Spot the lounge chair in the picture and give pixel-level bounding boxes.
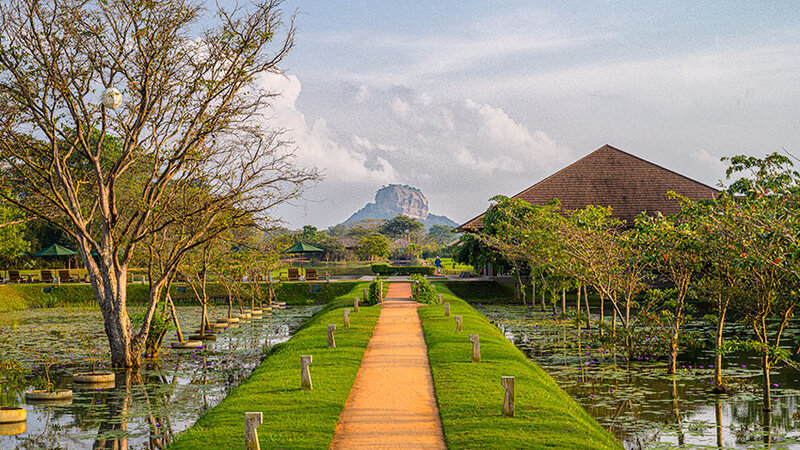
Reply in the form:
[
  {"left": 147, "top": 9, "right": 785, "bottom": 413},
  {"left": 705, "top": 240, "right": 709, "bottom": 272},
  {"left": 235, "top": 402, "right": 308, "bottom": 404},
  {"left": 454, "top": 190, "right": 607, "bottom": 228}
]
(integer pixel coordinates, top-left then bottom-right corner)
[
  {"left": 287, "top": 268, "right": 300, "bottom": 281},
  {"left": 8, "top": 270, "right": 21, "bottom": 283},
  {"left": 305, "top": 268, "right": 318, "bottom": 281},
  {"left": 58, "top": 269, "right": 75, "bottom": 282},
  {"left": 40, "top": 270, "right": 54, "bottom": 283}
]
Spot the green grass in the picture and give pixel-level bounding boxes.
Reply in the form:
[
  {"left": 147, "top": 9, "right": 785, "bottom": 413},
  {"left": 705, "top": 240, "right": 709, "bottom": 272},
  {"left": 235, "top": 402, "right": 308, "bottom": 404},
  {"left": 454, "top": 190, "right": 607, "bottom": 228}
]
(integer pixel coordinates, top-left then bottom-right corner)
[
  {"left": 420, "top": 283, "right": 621, "bottom": 449},
  {"left": 0, "top": 281, "right": 361, "bottom": 312},
  {"left": 169, "top": 282, "right": 380, "bottom": 449}
]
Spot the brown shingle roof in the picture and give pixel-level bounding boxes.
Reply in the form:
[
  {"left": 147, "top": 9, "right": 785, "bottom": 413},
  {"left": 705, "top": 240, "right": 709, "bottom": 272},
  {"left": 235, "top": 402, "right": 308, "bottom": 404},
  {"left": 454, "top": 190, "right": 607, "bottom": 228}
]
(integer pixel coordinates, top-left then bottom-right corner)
[{"left": 457, "top": 144, "right": 719, "bottom": 231}]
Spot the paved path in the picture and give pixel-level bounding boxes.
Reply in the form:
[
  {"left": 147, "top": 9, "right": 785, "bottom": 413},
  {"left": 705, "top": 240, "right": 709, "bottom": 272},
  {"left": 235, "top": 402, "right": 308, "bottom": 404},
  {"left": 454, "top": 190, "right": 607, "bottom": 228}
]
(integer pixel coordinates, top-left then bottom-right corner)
[{"left": 330, "top": 282, "right": 446, "bottom": 449}]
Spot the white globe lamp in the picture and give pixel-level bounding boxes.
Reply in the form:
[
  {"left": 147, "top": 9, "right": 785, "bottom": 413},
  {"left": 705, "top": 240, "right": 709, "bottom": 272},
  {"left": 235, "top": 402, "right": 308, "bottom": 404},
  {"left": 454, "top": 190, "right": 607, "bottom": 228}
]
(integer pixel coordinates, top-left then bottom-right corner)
[{"left": 101, "top": 87, "right": 122, "bottom": 109}]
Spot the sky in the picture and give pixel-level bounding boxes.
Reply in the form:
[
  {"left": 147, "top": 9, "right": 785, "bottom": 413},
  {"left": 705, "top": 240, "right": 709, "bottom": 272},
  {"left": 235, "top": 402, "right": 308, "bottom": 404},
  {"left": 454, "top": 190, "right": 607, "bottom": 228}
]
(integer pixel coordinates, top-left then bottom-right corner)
[{"left": 227, "top": 1, "right": 800, "bottom": 229}]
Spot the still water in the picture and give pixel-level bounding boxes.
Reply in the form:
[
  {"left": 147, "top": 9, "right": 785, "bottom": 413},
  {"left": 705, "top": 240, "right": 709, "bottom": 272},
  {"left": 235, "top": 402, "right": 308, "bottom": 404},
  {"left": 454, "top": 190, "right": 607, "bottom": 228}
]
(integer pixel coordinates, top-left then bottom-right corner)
[
  {"left": 476, "top": 304, "right": 800, "bottom": 449},
  {"left": 0, "top": 304, "right": 320, "bottom": 449}
]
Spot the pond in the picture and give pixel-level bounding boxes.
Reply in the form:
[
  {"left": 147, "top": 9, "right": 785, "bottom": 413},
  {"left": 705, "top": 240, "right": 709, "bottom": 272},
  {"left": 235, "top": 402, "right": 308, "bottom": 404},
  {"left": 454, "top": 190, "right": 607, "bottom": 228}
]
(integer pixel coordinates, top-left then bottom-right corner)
[
  {"left": 0, "top": 304, "right": 320, "bottom": 449},
  {"left": 475, "top": 304, "right": 800, "bottom": 449}
]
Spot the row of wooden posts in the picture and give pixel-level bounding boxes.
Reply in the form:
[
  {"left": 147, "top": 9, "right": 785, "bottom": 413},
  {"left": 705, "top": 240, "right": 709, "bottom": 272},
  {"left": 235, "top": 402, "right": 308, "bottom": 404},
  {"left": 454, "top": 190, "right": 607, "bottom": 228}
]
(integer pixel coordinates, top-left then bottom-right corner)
[
  {"left": 244, "top": 291, "right": 375, "bottom": 449},
  {"left": 243, "top": 286, "right": 515, "bottom": 449},
  {"left": 439, "top": 293, "right": 515, "bottom": 418}
]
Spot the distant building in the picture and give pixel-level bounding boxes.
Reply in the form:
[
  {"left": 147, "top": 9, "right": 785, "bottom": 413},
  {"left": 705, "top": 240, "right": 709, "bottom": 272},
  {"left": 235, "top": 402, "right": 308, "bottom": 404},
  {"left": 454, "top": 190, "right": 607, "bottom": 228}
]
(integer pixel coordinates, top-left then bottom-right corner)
[{"left": 457, "top": 144, "right": 719, "bottom": 275}]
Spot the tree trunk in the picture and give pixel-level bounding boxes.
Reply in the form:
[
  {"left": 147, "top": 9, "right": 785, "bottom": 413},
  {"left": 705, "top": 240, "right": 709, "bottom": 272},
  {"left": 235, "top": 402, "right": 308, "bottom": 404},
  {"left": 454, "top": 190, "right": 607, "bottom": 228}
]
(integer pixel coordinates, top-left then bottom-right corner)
[
  {"left": 167, "top": 294, "right": 185, "bottom": 343},
  {"left": 599, "top": 294, "right": 605, "bottom": 337},
  {"left": 667, "top": 326, "right": 679, "bottom": 375},
  {"left": 561, "top": 288, "right": 566, "bottom": 315},
  {"left": 540, "top": 289, "right": 546, "bottom": 312},
  {"left": 584, "top": 284, "right": 591, "bottom": 328},
  {"left": 714, "top": 306, "right": 727, "bottom": 392},
  {"left": 576, "top": 284, "right": 581, "bottom": 314},
  {"left": 762, "top": 351, "right": 771, "bottom": 411}
]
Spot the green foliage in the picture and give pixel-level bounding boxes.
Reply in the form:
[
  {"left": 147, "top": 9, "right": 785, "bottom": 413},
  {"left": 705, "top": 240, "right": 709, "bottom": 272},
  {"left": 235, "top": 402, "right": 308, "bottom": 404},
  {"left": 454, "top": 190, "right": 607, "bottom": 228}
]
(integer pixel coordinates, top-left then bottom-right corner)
[
  {"left": 0, "top": 196, "right": 30, "bottom": 265},
  {"left": 410, "top": 274, "right": 436, "bottom": 304},
  {"left": 380, "top": 215, "right": 423, "bottom": 239},
  {"left": 366, "top": 280, "right": 381, "bottom": 306},
  {"left": 357, "top": 234, "right": 391, "bottom": 260},
  {"left": 370, "top": 263, "right": 435, "bottom": 276}
]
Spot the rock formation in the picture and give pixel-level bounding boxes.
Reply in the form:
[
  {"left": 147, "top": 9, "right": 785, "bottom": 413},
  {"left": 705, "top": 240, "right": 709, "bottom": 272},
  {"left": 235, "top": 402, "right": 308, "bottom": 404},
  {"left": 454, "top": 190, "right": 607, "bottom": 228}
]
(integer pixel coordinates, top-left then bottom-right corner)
[{"left": 343, "top": 185, "right": 458, "bottom": 229}]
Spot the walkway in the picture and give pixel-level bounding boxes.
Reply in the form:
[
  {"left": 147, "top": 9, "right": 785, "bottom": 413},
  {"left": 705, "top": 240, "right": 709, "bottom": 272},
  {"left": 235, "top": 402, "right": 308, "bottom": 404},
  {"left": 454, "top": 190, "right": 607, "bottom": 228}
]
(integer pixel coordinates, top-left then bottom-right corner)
[{"left": 330, "top": 282, "right": 446, "bottom": 449}]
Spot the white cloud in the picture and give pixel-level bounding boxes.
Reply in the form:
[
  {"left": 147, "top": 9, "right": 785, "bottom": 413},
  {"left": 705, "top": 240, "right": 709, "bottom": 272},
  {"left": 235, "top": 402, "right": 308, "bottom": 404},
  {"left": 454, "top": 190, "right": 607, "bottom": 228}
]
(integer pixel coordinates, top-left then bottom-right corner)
[{"left": 255, "top": 73, "right": 399, "bottom": 185}]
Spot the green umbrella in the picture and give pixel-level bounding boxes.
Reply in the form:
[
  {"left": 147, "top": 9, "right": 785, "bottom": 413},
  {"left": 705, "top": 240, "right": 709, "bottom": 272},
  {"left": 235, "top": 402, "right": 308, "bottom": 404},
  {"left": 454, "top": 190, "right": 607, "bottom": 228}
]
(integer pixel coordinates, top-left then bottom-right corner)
[
  {"left": 282, "top": 242, "right": 324, "bottom": 254},
  {"left": 33, "top": 244, "right": 78, "bottom": 269},
  {"left": 282, "top": 242, "right": 324, "bottom": 269},
  {"left": 33, "top": 244, "right": 77, "bottom": 257}
]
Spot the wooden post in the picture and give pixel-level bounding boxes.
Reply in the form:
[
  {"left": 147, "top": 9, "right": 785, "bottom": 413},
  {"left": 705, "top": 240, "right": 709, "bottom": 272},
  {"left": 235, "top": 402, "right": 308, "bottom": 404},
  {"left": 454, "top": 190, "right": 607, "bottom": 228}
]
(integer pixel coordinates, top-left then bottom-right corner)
[
  {"left": 501, "top": 376, "right": 515, "bottom": 417},
  {"left": 438, "top": 294, "right": 443, "bottom": 304},
  {"left": 469, "top": 334, "right": 480, "bottom": 363},
  {"left": 343, "top": 308, "right": 350, "bottom": 327},
  {"left": 379, "top": 281, "right": 383, "bottom": 301},
  {"left": 327, "top": 324, "right": 336, "bottom": 348},
  {"left": 444, "top": 302, "right": 450, "bottom": 317},
  {"left": 354, "top": 297, "right": 359, "bottom": 312},
  {"left": 455, "top": 315, "right": 463, "bottom": 332},
  {"left": 300, "top": 355, "right": 313, "bottom": 390},
  {"left": 245, "top": 412, "right": 263, "bottom": 450},
  {"left": 363, "top": 288, "right": 369, "bottom": 304},
  {"left": 561, "top": 288, "right": 566, "bottom": 315},
  {"left": 325, "top": 271, "right": 330, "bottom": 282}
]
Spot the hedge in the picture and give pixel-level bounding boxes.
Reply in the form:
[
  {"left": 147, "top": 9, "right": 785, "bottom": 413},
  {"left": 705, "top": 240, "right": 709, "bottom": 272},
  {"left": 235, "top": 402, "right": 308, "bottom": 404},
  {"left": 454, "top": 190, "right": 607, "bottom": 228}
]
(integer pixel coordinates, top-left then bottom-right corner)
[{"left": 370, "top": 263, "right": 435, "bottom": 276}]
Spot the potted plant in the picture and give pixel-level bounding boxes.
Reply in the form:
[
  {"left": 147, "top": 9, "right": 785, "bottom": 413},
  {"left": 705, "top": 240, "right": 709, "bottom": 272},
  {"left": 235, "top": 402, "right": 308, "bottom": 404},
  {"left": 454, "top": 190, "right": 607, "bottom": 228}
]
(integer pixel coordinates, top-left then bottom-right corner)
[
  {"left": 25, "top": 356, "right": 72, "bottom": 403},
  {"left": 73, "top": 333, "right": 115, "bottom": 385}
]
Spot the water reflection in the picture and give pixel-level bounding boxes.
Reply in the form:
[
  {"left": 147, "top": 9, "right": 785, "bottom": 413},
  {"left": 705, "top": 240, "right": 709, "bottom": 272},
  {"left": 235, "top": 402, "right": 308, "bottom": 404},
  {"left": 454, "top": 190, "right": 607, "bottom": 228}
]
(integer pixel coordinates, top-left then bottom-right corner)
[
  {"left": 477, "top": 305, "right": 800, "bottom": 449},
  {"left": 0, "top": 305, "right": 319, "bottom": 449}
]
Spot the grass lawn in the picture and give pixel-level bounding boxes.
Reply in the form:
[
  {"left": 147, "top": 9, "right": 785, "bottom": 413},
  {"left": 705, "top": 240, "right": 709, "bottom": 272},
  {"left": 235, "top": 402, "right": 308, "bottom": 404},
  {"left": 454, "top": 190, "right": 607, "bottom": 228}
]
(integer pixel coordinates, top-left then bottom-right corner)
[
  {"left": 169, "top": 282, "right": 380, "bottom": 449},
  {"left": 420, "top": 282, "right": 621, "bottom": 449}
]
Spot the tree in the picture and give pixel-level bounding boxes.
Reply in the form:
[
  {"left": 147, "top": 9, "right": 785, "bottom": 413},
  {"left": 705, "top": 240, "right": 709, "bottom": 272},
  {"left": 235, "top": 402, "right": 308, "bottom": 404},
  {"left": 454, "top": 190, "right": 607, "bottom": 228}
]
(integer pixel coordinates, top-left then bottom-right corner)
[
  {"left": 381, "top": 215, "right": 423, "bottom": 241},
  {"left": 0, "top": 195, "right": 29, "bottom": 264},
  {"left": 0, "top": 0, "right": 317, "bottom": 367},
  {"left": 715, "top": 153, "right": 800, "bottom": 411},
  {"left": 635, "top": 210, "right": 703, "bottom": 375},
  {"left": 428, "top": 225, "right": 455, "bottom": 246},
  {"left": 357, "top": 234, "right": 391, "bottom": 261}
]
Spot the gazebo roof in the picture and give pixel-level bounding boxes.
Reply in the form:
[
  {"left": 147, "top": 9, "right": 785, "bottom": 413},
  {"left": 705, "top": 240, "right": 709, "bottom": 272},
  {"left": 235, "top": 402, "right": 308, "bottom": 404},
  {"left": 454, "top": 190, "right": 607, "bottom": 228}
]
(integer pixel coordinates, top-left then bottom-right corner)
[
  {"left": 282, "top": 242, "right": 324, "bottom": 254},
  {"left": 457, "top": 144, "right": 719, "bottom": 231},
  {"left": 33, "top": 243, "right": 77, "bottom": 256}
]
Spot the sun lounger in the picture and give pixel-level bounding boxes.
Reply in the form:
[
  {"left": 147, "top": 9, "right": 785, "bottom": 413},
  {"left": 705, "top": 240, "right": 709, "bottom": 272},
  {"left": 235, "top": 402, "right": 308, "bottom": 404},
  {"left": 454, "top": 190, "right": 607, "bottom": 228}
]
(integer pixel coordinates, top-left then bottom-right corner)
[
  {"left": 58, "top": 269, "right": 75, "bottom": 282},
  {"left": 40, "top": 270, "right": 54, "bottom": 283},
  {"left": 287, "top": 268, "right": 300, "bottom": 281},
  {"left": 305, "top": 268, "right": 318, "bottom": 281},
  {"left": 8, "top": 270, "right": 22, "bottom": 283}
]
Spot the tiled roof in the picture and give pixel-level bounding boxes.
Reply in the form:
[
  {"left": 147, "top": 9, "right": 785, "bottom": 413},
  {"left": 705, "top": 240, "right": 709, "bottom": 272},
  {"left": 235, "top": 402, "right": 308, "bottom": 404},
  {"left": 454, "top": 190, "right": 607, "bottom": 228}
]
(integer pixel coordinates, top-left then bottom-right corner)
[{"left": 457, "top": 144, "right": 719, "bottom": 231}]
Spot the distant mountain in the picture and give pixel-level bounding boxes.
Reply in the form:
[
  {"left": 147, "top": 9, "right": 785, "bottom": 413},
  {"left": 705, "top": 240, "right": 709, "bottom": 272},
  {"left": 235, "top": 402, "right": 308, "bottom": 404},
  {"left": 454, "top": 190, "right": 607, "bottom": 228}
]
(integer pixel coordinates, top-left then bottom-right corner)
[{"left": 343, "top": 184, "right": 458, "bottom": 229}]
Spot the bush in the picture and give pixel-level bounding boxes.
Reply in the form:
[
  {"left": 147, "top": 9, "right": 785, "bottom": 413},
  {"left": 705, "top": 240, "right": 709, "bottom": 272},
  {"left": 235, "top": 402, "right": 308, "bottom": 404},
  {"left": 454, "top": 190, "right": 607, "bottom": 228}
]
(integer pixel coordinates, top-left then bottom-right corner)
[
  {"left": 371, "top": 263, "right": 435, "bottom": 276},
  {"left": 365, "top": 281, "right": 381, "bottom": 305},
  {"left": 410, "top": 274, "right": 437, "bottom": 304}
]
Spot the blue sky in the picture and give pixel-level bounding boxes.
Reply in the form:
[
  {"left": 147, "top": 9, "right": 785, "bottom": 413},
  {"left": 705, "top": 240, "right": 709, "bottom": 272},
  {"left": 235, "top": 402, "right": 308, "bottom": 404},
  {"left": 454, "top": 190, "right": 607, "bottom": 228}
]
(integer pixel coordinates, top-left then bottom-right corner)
[{"left": 226, "top": 1, "right": 800, "bottom": 228}]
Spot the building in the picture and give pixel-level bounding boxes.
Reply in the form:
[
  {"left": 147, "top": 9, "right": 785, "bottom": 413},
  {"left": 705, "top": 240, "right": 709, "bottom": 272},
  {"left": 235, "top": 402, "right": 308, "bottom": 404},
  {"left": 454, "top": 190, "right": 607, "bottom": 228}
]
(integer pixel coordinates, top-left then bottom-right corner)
[{"left": 457, "top": 144, "right": 719, "bottom": 232}]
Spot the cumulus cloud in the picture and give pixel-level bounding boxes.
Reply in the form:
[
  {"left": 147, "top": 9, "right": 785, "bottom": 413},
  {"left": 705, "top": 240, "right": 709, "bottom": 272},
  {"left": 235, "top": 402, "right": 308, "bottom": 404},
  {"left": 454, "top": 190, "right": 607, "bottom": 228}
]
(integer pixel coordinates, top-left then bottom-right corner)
[
  {"left": 255, "top": 73, "right": 399, "bottom": 185},
  {"left": 268, "top": 80, "right": 574, "bottom": 227}
]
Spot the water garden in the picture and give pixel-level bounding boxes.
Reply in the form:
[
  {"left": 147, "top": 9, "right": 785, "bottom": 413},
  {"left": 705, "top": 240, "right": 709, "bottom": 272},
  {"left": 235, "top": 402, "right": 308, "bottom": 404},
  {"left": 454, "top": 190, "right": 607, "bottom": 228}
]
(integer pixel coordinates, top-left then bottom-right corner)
[{"left": 0, "top": 303, "right": 319, "bottom": 447}]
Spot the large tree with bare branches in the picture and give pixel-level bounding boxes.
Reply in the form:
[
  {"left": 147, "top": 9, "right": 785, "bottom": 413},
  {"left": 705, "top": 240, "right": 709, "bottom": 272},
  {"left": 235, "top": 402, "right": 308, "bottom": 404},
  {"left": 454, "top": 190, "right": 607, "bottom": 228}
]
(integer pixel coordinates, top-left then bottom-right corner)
[{"left": 0, "top": 0, "right": 318, "bottom": 367}]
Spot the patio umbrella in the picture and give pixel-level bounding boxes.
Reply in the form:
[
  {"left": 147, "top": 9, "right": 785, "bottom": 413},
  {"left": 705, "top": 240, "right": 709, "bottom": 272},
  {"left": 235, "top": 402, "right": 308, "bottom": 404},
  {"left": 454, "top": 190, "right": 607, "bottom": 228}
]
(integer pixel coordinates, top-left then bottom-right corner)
[
  {"left": 33, "top": 244, "right": 78, "bottom": 269},
  {"left": 282, "top": 242, "right": 324, "bottom": 268}
]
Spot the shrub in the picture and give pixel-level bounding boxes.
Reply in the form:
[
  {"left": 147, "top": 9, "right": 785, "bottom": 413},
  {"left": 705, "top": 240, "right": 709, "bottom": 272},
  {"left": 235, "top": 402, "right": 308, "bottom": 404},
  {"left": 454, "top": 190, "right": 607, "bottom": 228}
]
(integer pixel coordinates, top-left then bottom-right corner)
[
  {"left": 410, "top": 274, "right": 436, "bottom": 304},
  {"left": 371, "top": 263, "right": 435, "bottom": 276},
  {"left": 365, "top": 281, "right": 381, "bottom": 305}
]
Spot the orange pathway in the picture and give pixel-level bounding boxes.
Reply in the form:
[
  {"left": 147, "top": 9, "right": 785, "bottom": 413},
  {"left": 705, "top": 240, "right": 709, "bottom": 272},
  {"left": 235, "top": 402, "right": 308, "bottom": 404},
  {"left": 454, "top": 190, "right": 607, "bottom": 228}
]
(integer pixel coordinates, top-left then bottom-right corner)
[{"left": 329, "top": 282, "right": 447, "bottom": 449}]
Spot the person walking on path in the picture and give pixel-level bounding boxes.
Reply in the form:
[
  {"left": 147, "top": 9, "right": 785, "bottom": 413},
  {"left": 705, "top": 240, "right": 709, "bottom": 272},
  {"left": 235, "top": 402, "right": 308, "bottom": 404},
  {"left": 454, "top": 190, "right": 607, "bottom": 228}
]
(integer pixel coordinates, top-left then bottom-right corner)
[
  {"left": 330, "top": 282, "right": 446, "bottom": 449},
  {"left": 434, "top": 256, "right": 442, "bottom": 275}
]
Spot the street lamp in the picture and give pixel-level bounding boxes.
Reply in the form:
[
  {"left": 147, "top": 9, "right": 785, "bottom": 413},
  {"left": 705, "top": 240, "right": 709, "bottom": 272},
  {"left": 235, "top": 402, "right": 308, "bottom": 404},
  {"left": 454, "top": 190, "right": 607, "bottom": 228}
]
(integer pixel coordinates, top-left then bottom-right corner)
[{"left": 101, "top": 87, "right": 122, "bottom": 109}]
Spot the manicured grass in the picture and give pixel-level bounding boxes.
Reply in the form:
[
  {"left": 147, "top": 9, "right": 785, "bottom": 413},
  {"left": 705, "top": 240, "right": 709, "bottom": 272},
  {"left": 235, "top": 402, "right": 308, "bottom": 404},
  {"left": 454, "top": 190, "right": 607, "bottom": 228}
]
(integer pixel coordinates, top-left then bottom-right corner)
[
  {"left": 420, "top": 283, "right": 621, "bottom": 449},
  {"left": 169, "top": 283, "right": 380, "bottom": 449}
]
